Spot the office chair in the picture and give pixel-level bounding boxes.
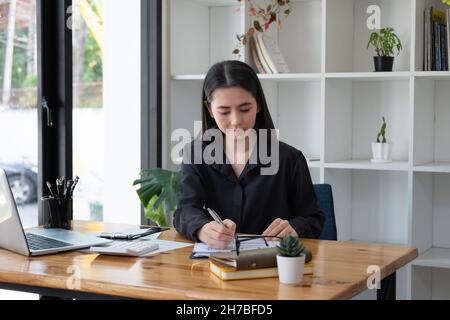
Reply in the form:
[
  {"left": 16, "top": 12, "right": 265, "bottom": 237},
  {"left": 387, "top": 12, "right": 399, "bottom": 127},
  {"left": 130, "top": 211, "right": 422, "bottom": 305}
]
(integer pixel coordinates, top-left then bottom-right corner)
[{"left": 314, "top": 184, "right": 337, "bottom": 241}]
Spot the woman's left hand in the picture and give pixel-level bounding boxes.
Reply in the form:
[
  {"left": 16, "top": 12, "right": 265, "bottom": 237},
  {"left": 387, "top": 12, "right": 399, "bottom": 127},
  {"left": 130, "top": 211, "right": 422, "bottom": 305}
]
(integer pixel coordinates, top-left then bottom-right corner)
[{"left": 262, "top": 218, "right": 298, "bottom": 239}]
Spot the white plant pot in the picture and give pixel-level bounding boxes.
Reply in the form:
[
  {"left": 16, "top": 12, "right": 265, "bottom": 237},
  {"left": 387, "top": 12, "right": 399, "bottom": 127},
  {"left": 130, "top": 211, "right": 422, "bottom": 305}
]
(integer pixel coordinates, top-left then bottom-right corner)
[
  {"left": 276, "top": 254, "right": 305, "bottom": 285},
  {"left": 371, "top": 142, "right": 392, "bottom": 163}
]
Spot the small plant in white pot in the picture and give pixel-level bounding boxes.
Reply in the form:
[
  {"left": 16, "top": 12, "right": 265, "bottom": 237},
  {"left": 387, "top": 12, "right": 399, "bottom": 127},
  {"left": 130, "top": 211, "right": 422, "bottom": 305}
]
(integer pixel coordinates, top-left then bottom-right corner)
[
  {"left": 276, "top": 235, "right": 310, "bottom": 285},
  {"left": 371, "top": 116, "right": 392, "bottom": 163}
]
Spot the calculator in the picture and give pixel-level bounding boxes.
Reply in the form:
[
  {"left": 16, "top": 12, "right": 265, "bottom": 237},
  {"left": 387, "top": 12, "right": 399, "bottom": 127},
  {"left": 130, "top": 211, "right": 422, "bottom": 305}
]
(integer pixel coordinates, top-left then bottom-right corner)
[{"left": 90, "top": 241, "right": 159, "bottom": 256}]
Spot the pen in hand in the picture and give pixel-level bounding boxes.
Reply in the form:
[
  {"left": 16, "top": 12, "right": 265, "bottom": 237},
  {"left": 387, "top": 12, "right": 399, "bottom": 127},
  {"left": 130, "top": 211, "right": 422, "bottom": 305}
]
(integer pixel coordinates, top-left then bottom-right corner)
[
  {"left": 206, "top": 208, "right": 238, "bottom": 250},
  {"left": 206, "top": 208, "right": 225, "bottom": 226}
]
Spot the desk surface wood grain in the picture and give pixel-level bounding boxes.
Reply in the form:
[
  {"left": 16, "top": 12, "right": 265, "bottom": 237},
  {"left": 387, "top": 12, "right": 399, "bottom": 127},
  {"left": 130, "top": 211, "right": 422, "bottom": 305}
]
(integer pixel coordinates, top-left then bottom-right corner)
[{"left": 0, "top": 221, "right": 417, "bottom": 300}]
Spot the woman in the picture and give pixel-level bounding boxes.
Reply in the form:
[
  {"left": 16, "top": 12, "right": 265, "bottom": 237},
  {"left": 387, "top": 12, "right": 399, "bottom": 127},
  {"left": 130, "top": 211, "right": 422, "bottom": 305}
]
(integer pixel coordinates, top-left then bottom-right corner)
[{"left": 173, "top": 60, "right": 324, "bottom": 249}]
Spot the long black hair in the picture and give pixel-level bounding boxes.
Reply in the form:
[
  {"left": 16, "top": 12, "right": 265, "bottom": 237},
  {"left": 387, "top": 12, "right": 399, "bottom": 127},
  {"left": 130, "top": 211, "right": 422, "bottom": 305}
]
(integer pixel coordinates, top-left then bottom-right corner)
[{"left": 202, "top": 60, "right": 275, "bottom": 134}]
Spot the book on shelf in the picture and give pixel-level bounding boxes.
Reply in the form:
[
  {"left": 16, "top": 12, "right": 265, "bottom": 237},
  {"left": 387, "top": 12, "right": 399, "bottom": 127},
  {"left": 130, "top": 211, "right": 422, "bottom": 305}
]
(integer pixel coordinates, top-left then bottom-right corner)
[
  {"left": 250, "top": 34, "right": 290, "bottom": 74},
  {"left": 424, "top": 8, "right": 428, "bottom": 70},
  {"left": 256, "top": 34, "right": 290, "bottom": 74},
  {"left": 441, "top": 24, "right": 448, "bottom": 71},
  {"left": 425, "top": 8, "right": 430, "bottom": 70},
  {"left": 249, "top": 35, "right": 267, "bottom": 74},
  {"left": 209, "top": 261, "right": 313, "bottom": 281},
  {"left": 435, "top": 21, "right": 441, "bottom": 71},
  {"left": 424, "top": 7, "right": 449, "bottom": 71},
  {"left": 447, "top": 9, "right": 450, "bottom": 70},
  {"left": 254, "top": 34, "right": 273, "bottom": 74}
]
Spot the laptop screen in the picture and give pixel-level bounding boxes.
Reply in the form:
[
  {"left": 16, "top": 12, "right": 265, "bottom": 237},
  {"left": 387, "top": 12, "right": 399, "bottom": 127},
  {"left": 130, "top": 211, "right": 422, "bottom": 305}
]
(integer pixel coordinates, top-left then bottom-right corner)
[
  {"left": 0, "top": 169, "right": 30, "bottom": 256},
  {"left": 0, "top": 178, "right": 13, "bottom": 224}
]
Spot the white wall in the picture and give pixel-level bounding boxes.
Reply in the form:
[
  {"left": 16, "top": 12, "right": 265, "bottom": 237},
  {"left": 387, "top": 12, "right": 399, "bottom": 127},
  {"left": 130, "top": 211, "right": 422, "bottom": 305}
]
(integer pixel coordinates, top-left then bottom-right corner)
[{"left": 102, "top": 0, "right": 141, "bottom": 224}]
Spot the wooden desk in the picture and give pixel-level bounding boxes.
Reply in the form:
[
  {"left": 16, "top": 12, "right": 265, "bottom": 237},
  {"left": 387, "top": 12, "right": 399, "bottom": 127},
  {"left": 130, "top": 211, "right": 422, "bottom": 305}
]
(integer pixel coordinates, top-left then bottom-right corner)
[{"left": 0, "top": 221, "right": 417, "bottom": 300}]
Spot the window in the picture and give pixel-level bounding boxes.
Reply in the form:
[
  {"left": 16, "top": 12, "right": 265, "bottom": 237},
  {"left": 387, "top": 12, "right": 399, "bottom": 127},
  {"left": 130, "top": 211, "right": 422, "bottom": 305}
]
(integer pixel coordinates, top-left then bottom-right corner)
[
  {"left": 71, "top": 0, "right": 141, "bottom": 224},
  {"left": 0, "top": 0, "right": 38, "bottom": 228}
]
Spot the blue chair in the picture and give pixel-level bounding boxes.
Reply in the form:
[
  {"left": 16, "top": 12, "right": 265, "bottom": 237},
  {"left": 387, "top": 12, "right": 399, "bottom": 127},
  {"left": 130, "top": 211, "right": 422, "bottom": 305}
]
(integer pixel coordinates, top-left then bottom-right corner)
[{"left": 314, "top": 184, "right": 337, "bottom": 241}]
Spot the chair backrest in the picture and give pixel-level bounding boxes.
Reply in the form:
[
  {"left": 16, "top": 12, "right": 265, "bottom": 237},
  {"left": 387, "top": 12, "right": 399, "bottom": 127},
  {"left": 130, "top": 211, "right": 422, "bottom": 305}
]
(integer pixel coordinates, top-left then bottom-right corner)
[{"left": 314, "top": 184, "right": 337, "bottom": 241}]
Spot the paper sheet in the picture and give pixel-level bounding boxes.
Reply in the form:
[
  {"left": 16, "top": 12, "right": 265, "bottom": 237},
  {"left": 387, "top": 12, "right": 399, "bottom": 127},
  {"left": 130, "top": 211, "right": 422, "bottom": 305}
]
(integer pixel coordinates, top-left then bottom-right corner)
[
  {"left": 135, "top": 232, "right": 193, "bottom": 255},
  {"left": 142, "top": 239, "right": 193, "bottom": 256},
  {"left": 192, "top": 238, "right": 278, "bottom": 258}
]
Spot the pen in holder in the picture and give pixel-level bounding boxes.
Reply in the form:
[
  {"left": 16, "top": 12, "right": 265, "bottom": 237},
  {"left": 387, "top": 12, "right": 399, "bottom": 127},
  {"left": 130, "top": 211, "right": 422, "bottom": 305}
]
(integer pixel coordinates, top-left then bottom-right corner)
[
  {"left": 42, "top": 176, "right": 79, "bottom": 230},
  {"left": 42, "top": 196, "right": 73, "bottom": 230}
]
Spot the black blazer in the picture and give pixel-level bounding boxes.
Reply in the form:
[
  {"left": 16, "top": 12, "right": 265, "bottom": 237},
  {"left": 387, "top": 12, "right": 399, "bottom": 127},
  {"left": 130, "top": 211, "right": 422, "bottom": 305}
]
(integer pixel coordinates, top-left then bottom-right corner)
[{"left": 173, "top": 140, "right": 325, "bottom": 241}]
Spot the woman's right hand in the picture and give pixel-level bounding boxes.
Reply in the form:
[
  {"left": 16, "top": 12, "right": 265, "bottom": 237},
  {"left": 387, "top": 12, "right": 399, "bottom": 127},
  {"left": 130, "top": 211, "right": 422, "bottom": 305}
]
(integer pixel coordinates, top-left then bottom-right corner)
[{"left": 196, "top": 219, "right": 236, "bottom": 249}]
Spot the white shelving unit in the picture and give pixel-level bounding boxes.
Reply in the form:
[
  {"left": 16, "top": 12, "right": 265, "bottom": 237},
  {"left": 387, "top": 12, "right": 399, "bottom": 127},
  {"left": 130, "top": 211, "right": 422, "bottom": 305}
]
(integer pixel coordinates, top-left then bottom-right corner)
[{"left": 163, "top": 0, "right": 450, "bottom": 299}]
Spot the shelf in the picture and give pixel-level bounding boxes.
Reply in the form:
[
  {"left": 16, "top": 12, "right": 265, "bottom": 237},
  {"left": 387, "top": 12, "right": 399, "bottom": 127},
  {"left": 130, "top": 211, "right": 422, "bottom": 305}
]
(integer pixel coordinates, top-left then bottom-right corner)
[
  {"left": 413, "top": 162, "right": 450, "bottom": 173},
  {"left": 193, "top": 0, "right": 322, "bottom": 5},
  {"left": 413, "top": 78, "right": 450, "bottom": 169},
  {"left": 172, "top": 73, "right": 322, "bottom": 82},
  {"left": 325, "top": 72, "right": 411, "bottom": 81},
  {"left": 413, "top": 72, "right": 450, "bottom": 80},
  {"left": 170, "top": 0, "right": 243, "bottom": 74},
  {"left": 172, "top": 74, "right": 205, "bottom": 81},
  {"left": 325, "top": 0, "right": 411, "bottom": 73},
  {"left": 258, "top": 73, "right": 322, "bottom": 82},
  {"left": 174, "top": 72, "right": 417, "bottom": 81},
  {"left": 324, "top": 160, "right": 409, "bottom": 171},
  {"left": 192, "top": 0, "right": 241, "bottom": 6},
  {"left": 307, "top": 160, "right": 321, "bottom": 168},
  {"left": 166, "top": 0, "right": 450, "bottom": 300},
  {"left": 412, "top": 247, "right": 450, "bottom": 269}
]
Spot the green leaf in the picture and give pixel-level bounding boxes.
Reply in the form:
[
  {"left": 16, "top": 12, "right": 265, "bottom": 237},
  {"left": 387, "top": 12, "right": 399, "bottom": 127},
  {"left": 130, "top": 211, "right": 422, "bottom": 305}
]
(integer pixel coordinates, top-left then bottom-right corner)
[
  {"left": 134, "top": 168, "right": 182, "bottom": 226},
  {"left": 367, "top": 27, "right": 402, "bottom": 56},
  {"left": 376, "top": 116, "right": 388, "bottom": 143},
  {"left": 144, "top": 195, "right": 166, "bottom": 227},
  {"left": 277, "top": 235, "right": 305, "bottom": 257}
]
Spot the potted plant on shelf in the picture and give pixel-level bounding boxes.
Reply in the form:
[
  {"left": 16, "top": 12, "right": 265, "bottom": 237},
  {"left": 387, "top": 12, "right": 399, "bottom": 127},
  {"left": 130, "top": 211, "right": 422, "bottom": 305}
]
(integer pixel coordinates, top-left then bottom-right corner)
[
  {"left": 371, "top": 116, "right": 392, "bottom": 163},
  {"left": 133, "top": 168, "right": 181, "bottom": 227},
  {"left": 276, "top": 235, "right": 311, "bottom": 285},
  {"left": 367, "top": 27, "right": 403, "bottom": 72}
]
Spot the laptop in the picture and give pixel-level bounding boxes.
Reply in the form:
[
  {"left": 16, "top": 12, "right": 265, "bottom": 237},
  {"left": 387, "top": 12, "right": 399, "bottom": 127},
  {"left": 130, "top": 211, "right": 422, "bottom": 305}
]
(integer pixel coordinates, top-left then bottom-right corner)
[{"left": 0, "top": 169, "right": 111, "bottom": 256}]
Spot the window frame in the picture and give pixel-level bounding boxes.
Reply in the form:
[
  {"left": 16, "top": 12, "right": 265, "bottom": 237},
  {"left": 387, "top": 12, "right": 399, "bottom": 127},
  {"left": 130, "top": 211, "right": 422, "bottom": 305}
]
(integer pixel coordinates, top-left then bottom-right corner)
[
  {"left": 141, "top": 0, "right": 163, "bottom": 224},
  {"left": 37, "top": 0, "right": 73, "bottom": 224},
  {"left": 36, "top": 0, "right": 163, "bottom": 225}
]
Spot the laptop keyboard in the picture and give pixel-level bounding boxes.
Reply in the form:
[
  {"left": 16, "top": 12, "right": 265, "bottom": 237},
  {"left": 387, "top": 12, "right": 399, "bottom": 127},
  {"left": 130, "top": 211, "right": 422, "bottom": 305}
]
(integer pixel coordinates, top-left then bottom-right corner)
[{"left": 26, "top": 233, "right": 73, "bottom": 251}]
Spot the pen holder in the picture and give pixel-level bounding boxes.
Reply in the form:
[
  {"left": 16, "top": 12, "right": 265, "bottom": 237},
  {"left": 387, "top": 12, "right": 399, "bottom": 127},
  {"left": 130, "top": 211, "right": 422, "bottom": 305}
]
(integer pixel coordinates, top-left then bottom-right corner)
[{"left": 41, "top": 196, "right": 73, "bottom": 230}]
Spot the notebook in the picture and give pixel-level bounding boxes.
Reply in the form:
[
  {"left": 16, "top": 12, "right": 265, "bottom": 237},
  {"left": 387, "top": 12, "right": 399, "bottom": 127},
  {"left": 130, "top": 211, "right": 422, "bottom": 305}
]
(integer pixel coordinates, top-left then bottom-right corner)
[
  {"left": 192, "top": 237, "right": 278, "bottom": 259},
  {"left": 209, "top": 247, "right": 278, "bottom": 270},
  {"left": 209, "top": 261, "right": 313, "bottom": 281}
]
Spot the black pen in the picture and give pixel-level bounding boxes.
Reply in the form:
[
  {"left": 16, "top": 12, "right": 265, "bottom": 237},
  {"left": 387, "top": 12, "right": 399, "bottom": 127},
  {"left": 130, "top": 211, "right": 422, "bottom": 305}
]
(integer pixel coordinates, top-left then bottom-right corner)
[
  {"left": 64, "top": 180, "right": 73, "bottom": 199},
  {"left": 62, "top": 176, "right": 66, "bottom": 195},
  {"left": 46, "top": 181, "right": 56, "bottom": 198},
  {"left": 56, "top": 178, "right": 63, "bottom": 200},
  {"left": 207, "top": 208, "right": 238, "bottom": 252},
  {"left": 70, "top": 176, "right": 79, "bottom": 195}
]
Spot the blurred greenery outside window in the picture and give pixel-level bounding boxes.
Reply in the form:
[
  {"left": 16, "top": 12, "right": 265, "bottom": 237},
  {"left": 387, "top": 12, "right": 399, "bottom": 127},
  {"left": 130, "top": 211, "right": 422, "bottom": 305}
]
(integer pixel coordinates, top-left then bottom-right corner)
[{"left": 0, "top": 0, "right": 103, "bottom": 110}]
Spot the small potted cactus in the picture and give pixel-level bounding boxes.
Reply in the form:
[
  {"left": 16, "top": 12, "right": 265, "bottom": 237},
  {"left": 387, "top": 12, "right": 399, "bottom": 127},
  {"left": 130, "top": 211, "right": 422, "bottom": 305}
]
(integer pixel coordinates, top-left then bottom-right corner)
[
  {"left": 371, "top": 116, "right": 392, "bottom": 163},
  {"left": 276, "top": 235, "right": 309, "bottom": 285}
]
